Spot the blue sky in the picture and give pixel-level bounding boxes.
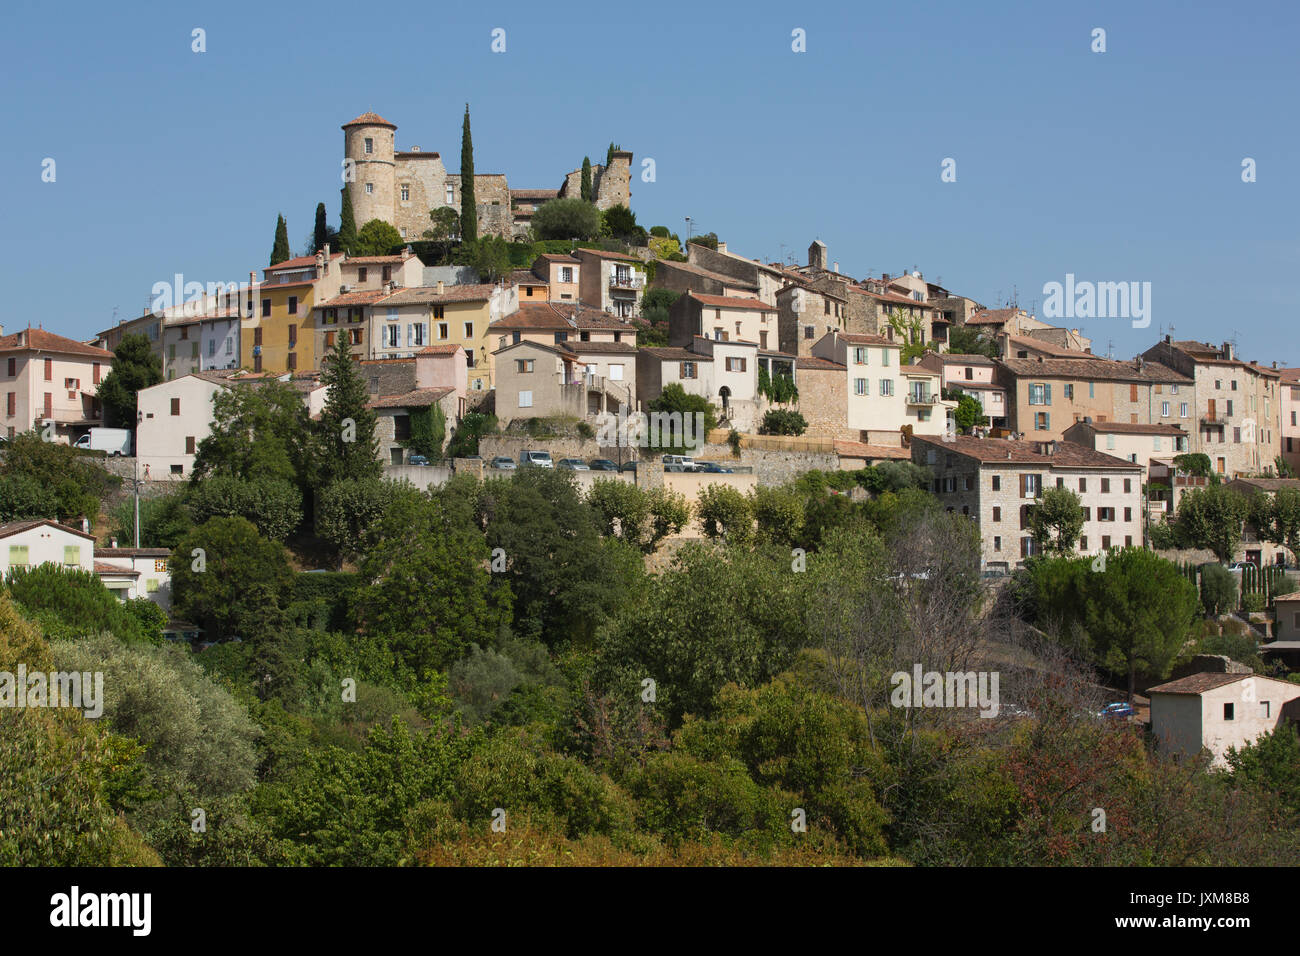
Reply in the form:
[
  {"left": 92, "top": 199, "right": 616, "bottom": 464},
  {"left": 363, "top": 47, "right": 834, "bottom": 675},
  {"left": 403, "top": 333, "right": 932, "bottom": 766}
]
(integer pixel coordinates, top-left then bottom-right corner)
[{"left": 4, "top": 0, "right": 1297, "bottom": 363}]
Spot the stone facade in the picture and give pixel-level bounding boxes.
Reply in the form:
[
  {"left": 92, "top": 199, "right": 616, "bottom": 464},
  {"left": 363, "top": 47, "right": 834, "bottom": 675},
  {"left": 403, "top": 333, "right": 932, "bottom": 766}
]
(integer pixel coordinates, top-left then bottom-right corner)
[{"left": 343, "top": 112, "right": 631, "bottom": 241}]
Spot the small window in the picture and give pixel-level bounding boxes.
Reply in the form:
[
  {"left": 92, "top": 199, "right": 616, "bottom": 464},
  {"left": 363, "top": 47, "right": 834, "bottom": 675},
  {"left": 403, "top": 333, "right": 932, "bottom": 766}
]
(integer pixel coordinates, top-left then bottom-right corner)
[
  {"left": 516, "top": 359, "right": 535, "bottom": 373},
  {"left": 992, "top": 507, "right": 1001, "bottom": 522},
  {"left": 365, "top": 182, "right": 374, "bottom": 194},
  {"left": 1223, "top": 702, "right": 1235, "bottom": 721},
  {"left": 400, "top": 185, "right": 409, "bottom": 202},
  {"left": 63, "top": 545, "right": 80, "bottom": 567},
  {"left": 262, "top": 299, "right": 271, "bottom": 318},
  {"left": 991, "top": 475, "right": 1001, "bottom": 491},
  {"left": 364, "top": 137, "right": 373, "bottom": 154},
  {"left": 518, "top": 390, "right": 533, "bottom": 408},
  {"left": 171, "top": 397, "right": 181, "bottom": 416}
]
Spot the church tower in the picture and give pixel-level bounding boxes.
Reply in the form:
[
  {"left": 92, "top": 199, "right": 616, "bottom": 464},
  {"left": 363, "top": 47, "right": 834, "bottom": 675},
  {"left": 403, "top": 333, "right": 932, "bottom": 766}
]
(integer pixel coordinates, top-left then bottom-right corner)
[{"left": 342, "top": 112, "right": 398, "bottom": 231}]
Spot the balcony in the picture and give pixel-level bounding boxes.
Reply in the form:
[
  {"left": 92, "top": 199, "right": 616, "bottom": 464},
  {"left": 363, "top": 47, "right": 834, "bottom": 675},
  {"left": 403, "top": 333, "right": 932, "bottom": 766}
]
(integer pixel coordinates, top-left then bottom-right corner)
[
  {"left": 1200, "top": 412, "right": 1228, "bottom": 426},
  {"left": 906, "top": 392, "right": 939, "bottom": 406},
  {"left": 609, "top": 273, "right": 644, "bottom": 290}
]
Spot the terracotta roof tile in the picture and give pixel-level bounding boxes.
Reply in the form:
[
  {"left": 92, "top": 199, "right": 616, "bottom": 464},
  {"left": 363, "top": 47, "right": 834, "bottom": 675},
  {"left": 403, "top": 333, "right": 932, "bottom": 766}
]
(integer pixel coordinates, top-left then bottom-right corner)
[
  {"left": 914, "top": 435, "right": 1142, "bottom": 469},
  {"left": 0, "top": 328, "right": 113, "bottom": 359},
  {"left": 343, "top": 111, "right": 396, "bottom": 129}
]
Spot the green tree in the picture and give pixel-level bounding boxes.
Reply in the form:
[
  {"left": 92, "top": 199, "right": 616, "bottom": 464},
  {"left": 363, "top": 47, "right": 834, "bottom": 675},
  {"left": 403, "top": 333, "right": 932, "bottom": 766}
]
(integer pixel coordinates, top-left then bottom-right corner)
[
  {"left": 606, "top": 142, "right": 621, "bottom": 167},
  {"left": 1177, "top": 484, "right": 1249, "bottom": 562},
  {"left": 270, "top": 213, "right": 291, "bottom": 265},
  {"left": 460, "top": 104, "right": 477, "bottom": 241},
  {"left": 751, "top": 485, "right": 805, "bottom": 548},
  {"left": 313, "top": 202, "right": 330, "bottom": 254},
  {"left": 886, "top": 308, "right": 935, "bottom": 365},
  {"left": 467, "top": 233, "right": 511, "bottom": 282},
  {"left": 0, "top": 473, "right": 60, "bottom": 522},
  {"left": 315, "top": 478, "right": 397, "bottom": 567},
  {"left": 187, "top": 474, "right": 303, "bottom": 541},
  {"left": 96, "top": 332, "right": 163, "bottom": 427},
  {"left": 946, "top": 325, "right": 1001, "bottom": 359},
  {"left": 192, "top": 381, "right": 309, "bottom": 486},
  {"left": 580, "top": 156, "right": 593, "bottom": 202},
  {"left": 0, "top": 430, "right": 117, "bottom": 524},
  {"left": 1082, "top": 548, "right": 1200, "bottom": 701},
  {"left": 445, "top": 412, "right": 497, "bottom": 459},
  {"left": 531, "top": 197, "right": 603, "bottom": 241},
  {"left": 339, "top": 186, "right": 358, "bottom": 254},
  {"left": 688, "top": 232, "right": 719, "bottom": 251},
  {"left": 354, "top": 218, "right": 403, "bottom": 256},
  {"left": 422, "top": 206, "right": 461, "bottom": 262},
  {"left": 109, "top": 491, "right": 192, "bottom": 549},
  {"left": 1198, "top": 562, "right": 1239, "bottom": 616},
  {"left": 1255, "top": 487, "right": 1300, "bottom": 565},
  {"left": 603, "top": 204, "right": 638, "bottom": 239},
  {"left": 171, "top": 517, "right": 294, "bottom": 640},
  {"left": 758, "top": 409, "right": 807, "bottom": 436},
  {"left": 645, "top": 383, "right": 716, "bottom": 453},
  {"left": 949, "top": 391, "right": 989, "bottom": 432},
  {"left": 1173, "top": 452, "right": 1213, "bottom": 479},
  {"left": 313, "top": 335, "right": 381, "bottom": 488},
  {"left": 357, "top": 492, "right": 509, "bottom": 676},
  {"left": 1224, "top": 725, "right": 1300, "bottom": 820},
  {"left": 5, "top": 564, "right": 162, "bottom": 646},
  {"left": 1028, "top": 486, "right": 1085, "bottom": 556},
  {"left": 696, "top": 484, "right": 754, "bottom": 546}
]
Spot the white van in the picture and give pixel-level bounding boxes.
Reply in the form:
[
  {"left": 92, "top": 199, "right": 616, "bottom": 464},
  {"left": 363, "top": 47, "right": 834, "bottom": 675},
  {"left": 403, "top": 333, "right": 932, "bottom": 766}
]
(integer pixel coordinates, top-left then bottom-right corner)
[
  {"left": 662, "top": 454, "right": 696, "bottom": 472},
  {"left": 519, "top": 449, "right": 553, "bottom": 468}
]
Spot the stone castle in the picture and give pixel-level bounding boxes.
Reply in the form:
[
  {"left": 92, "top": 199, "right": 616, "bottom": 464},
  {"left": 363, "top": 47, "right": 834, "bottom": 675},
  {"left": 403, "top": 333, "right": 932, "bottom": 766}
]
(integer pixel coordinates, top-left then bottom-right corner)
[{"left": 342, "top": 111, "right": 632, "bottom": 242}]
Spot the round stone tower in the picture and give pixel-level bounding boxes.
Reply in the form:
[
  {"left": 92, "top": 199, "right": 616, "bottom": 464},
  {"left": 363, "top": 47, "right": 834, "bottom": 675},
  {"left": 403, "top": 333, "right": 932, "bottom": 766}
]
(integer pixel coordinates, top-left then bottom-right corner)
[{"left": 342, "top": 112, "right": 398, "bottom": 231}]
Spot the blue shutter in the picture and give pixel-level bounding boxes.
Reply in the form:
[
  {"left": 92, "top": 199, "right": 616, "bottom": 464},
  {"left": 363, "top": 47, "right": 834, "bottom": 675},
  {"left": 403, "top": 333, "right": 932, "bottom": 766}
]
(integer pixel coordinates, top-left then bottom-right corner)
[
  {"left": 1045, "top": 412, "right": 1051, "bottom": 430},
  {"left": 1044, "top": 383, "right": 1052, "bottom": 404}
]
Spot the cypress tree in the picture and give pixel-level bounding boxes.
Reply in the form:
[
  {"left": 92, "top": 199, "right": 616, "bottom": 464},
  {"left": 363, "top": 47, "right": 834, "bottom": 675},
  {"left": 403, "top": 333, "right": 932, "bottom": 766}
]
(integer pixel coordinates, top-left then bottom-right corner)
[
  {"left": 460, "top": 104, "right": 477, "bottom": 241},
  {"left": 315, "top": 334, "right": 380, "bottom": 486},
  {"left": 339, "top": 186, "right": 358, "bottom": 255},
  {"left": 313, "top": 202, "right": 329, "bottom": 253},
  {"left": 580, "top": 157, "right": 593, "bottom": 202},
  {"left": 270, "top": 214, "right": 291, "bottom": 265}
]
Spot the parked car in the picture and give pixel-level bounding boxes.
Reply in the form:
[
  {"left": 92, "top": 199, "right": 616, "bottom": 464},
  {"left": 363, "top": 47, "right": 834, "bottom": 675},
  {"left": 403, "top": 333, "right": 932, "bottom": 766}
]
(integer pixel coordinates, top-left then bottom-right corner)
[
  {"left": 557, "top": 458, "right": 590, "bottom": 471},
  {"left": 490, "top": 456, "right": 517, "bottom": 470},
  {"left": 620, "top": 460, "right": 638, "bottom": 473},
  {"left": 694, "top": 461, "right": 733, "bottom": 473},
  {"left": 408, "top": 454, "right": 430, "bottom": 466},
  {"left": 1226, "top": 561, "right": 1258, "bottom": 574},
  {"left": 519, "top": 449, "right": 553, "bottom": 468},
  {"left": 662, "top": 454, "right": 696, "bottom": 471},
  {"left": 588, "top": 459, "right": 619, "bottom": 472},
  {"left": 1098, "top": 702, "right": 1136, "bottom": 719}
]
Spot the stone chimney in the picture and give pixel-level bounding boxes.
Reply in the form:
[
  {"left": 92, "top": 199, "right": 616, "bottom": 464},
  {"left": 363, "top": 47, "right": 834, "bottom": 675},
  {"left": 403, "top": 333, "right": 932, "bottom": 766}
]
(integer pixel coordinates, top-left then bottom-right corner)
[
  {"left": 437, "top": 280, "right": 445, "bottom": 295},
  {"left": 1223, "top": 341, "right": 1234, "bottom": 361},
  {"left": 716, "top": 241, "right": 727, "bottom": 254}
]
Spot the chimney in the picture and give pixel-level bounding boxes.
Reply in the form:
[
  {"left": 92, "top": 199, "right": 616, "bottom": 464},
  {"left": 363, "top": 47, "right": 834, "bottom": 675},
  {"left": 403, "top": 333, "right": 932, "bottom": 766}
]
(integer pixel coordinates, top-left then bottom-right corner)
[
  {"left": 437, "top": 280, "right": 445, "bottom": 295},
  {"left": 1136, "top": 356, "right": 1144, "bottom": 371},
  {"left": 1223, "top": 341, "right": 1234, "bottom": 361},
  {"left": 717, "top": 241, "right": 727, "bottom": 254}
]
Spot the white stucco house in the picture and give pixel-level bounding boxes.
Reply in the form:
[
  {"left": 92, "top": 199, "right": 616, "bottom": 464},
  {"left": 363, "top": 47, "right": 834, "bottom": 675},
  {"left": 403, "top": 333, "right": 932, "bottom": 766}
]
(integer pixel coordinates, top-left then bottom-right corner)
[{"left": 1148, "top": 671, "right": 1300, "bottom": 767}]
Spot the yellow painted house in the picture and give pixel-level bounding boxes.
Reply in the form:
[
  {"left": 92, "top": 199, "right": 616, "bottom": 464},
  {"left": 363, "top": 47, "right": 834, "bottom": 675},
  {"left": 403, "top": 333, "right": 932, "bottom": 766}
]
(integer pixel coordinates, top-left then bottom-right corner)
[{"left": 242, "top": 252, "right": 343, "bottom": 373}]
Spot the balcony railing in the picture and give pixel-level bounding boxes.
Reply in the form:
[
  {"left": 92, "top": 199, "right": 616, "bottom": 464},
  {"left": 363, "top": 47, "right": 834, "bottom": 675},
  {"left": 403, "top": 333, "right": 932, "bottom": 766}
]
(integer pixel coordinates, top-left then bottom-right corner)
[
  {"left": 907, "top": 392, "right": 938, "bottom": 405},
  {"left": 1201, "top": 413, "right": 1228, "bottom": 425},
  {"left": 609, "top": 273, "right": 644, "bottom": 290}
]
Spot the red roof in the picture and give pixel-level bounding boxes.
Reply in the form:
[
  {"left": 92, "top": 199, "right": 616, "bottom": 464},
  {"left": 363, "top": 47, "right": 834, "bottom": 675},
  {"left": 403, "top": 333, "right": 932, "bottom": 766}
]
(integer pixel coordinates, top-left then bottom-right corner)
[
  {"left": 343, "top": 111, "right": 396, "bottom": 129},
  {"left": 417, "top": 344, "right": 463, "bottom": 355},
  {"left": 687, "top": 291, "right": 775, "bottom": 311},
  {"left": 0, "top": 328, "right": 112, "bottom": 359}
]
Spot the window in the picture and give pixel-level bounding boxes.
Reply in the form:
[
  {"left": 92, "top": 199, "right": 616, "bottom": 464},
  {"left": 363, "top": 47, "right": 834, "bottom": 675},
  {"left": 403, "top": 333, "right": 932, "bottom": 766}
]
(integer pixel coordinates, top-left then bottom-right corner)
[
  {"left": 1088, "top": 382, "right": 1095, "bottom": 399},
  {"left": 554, "top": 332, "right": 568, "bottom": 344},
  {"left": 1123, "top": 478, "right": 1131, "bottom": 493},
  {"left": 1101, "top": 478, "right": 1110, "bottom": 493},
  {"left": 609, "top": 365, "right": 624, "bottom": 380},
  {"left": 208, "top": 339, "right": 216, "bottom": 356},
  {"left": 991, "top": 475, "right": 1001, "bottom": 491},
  {"left": 185, "top": 436, "right": 196, "bottom": 454},
  {"left": 439, "top": 323, "right": 449, "bottom": 339},
  {"left": 1098, "top": 507, "right": 1115, "bottom": 521},
  {"left": 881, "top": 349, "right": 891, "bottom": 367},
  {"left": 261, "top": 299, "right": 271, "bottom": 318},
  {"left": 365, "top": 182, "right": 373, "bottom": 194},
  {"left": 1022, "top": 474, "right": 1041, "bottom": 498},
  {"left": 288, "top": 296, "right": 298, "bottom": 315},
  {"left": 1029, "top": 383, "right": 1051, "bottom": 405},
  {"left": 44, "top": 358, "right": 52, "bottom": 381},
  {"left": 803, "top": 325, "right": 814, "bottom": 340},
  {"left": 559, "top": 267, "right": 573, "bottom": 283},
  {"left": 1105, "top": 433, "right": 1116, "bottom": 450},
  {"left": 63, "top": 546, "right": 79, "bottom": 567},
  {"left": 446, "top": 184, "right": 455, "bottom": 204},
  {"left": 1101, "top": 535, "right": 1111, "bottom": 549},
  {"left": 464, "top": 322, "right": 474, "bottom": 339},
  {"left": 385, "top": 325, "right": 400, "bottom": 348},
  {"left": 147, "top": 579, "right": 160, "bottom": 593},
  {"left": 1232, "top": 379, "right": 1238, "bottom": 391},
  {"left": 1161, "top": 401, "right": 1170, "bottom": 417},
  {"left": 516, "top": 359, "right": 535, "bottom": 373},
  {"left": 1064, "top": 384, "right": 1074, "bottom": 400},
  {"left": 394, "top": 415, "right": 412, "bottom": 441},
  {"left": 993, "top": 536, "right": 1002, "bottom": 551},
  {"left": 170, "top": 397, "right": 181, "bottom": 416},
  {"left": 1079, "top": 477, "right": 1087, "bottom": 492},
  {"left": 879, "top": 379, "right": 894, "bottom": 397},
  {"left": 325, "top": 331, "right": 336, "bottom": 348},
  {"left": 725, "top": 357, "right": 747, "bottom": 372},
  {"left": 1223, "top": 702, "right": 1234, "bottom": 721},
  {"left": 992, "top": 506, "right": 1001, "bottom": 522},
  {"left": 1260, "top": 701, "right": 1271, "bottom": 719},
  {"left": 1034, "top": 412, "right": 1050, "bottom": 430},
  {"left": 170, "top": 464, "right": 183, "bottom": 475},
  {"left": 287, "top": 351, "right": 297, "bottom": 371},
  {"left": 1123, "top": 507, "right": 1132, "bottom": 521},
  {"left": 1056, "top": 477, "right": 1064, "bottom": 488},
  {"left": 853, "top": 347, "right": 868, "bottom": 364},
  {"left": 401, "top": 185, "right": 409, "bottom": 201},
  {"left": 518, "top": 390, "right": 533, "bottom": 408},
  {"left": 1181, "top": 402, "right": 1189, "bottom": 418},
  {"left": 433, "top": 306, "right": 445, "bottom": 320},
  {"left": 8, "top": 545, "right": 29, "bottom": 567},
  {"left": 681, "top": 362, "right": 698, "bottom": 379},
  {"left": 854, "top": 378, "right": 867, "bottom": 396},
  {"left": 6, "top": 358, "right": 13, "bottom": 376},
  {"left": 364, "top": 137, "right": 373, "bottom": 154},
  {"left": 4, "top": 393, "right": 11, "bottom": 416}
]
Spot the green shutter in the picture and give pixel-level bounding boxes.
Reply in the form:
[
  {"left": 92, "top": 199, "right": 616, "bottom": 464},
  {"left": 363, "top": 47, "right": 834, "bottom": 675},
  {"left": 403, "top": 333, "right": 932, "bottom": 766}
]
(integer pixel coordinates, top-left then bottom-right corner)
[
  {"left": 63, "top": 545, "right": 79, "bottom": 566},
  {"left": 1044, "top": 383, "right": 1052, "bottom": 404},
  {"left": 8, "top": 545, "right": 28, "bottom": 567}
]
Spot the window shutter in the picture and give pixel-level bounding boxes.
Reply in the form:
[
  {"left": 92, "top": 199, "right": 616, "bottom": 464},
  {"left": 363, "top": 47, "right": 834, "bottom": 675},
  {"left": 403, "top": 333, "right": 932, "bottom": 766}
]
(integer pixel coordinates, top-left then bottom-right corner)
[
  {"left": 1020, "top": 537, "right": 1029, "bottom": 558},
  {"left": 1044, "top": 383, "right": 1052, "bottom": 404},
  {"left": 1045, "top": 412, "right": 1051, "bottom": 430},
  {"left": 1019, "top": 474, "right": 1027, "bottom": 497}
]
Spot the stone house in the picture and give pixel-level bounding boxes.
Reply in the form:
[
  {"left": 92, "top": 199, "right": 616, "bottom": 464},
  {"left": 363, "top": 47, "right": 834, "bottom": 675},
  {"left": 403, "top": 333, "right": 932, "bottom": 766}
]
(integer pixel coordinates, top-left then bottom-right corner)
[
  {"left": 917, "top": 352, "right": 1008, "bottom": 429},
  {"left": 996, "top": 354, "right": 1193, "bottom": 442},
  {"left": 1061, "top": 420, "right": 1190, "bottom": 482},
  {"left": 486, "top": 302, "right": 637, "bottom": 396},
  {"left": 910, "top": 435, "right": 1143, "bottom": 572},
  {"left": 668, "top": 291, "right": 779, "bottom": 352},
  {"left": 684, "top": 242, "right": 785, "bottom": 305},
  {"left": 652, "top": 258, "right": 762, "bottom": 301},
  {"left": 1141, "top": 337, "right": 1284, "bottom": 478},
  {"left": 776, "top": 283, "right": 849, "bottom": 357},
  {"left": 1148, "top": 672, "right": 1300, "bottom": 768},
  {"left": 574, "top": 249, "right": 646, "bottom": 318},
  {"left": 1279, "top": 368, "right": 1300, "bottom": 475}
]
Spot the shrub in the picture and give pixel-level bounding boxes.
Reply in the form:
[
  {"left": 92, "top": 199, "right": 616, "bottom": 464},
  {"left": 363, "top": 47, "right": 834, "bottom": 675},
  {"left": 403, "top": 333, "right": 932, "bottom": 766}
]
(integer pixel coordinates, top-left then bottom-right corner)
[
  {"left": 758, "top": 409, "right": 808, "bottom": 436},
  {"left": 1199, "top": 562, "right": 1237, "bottom": 616}
]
